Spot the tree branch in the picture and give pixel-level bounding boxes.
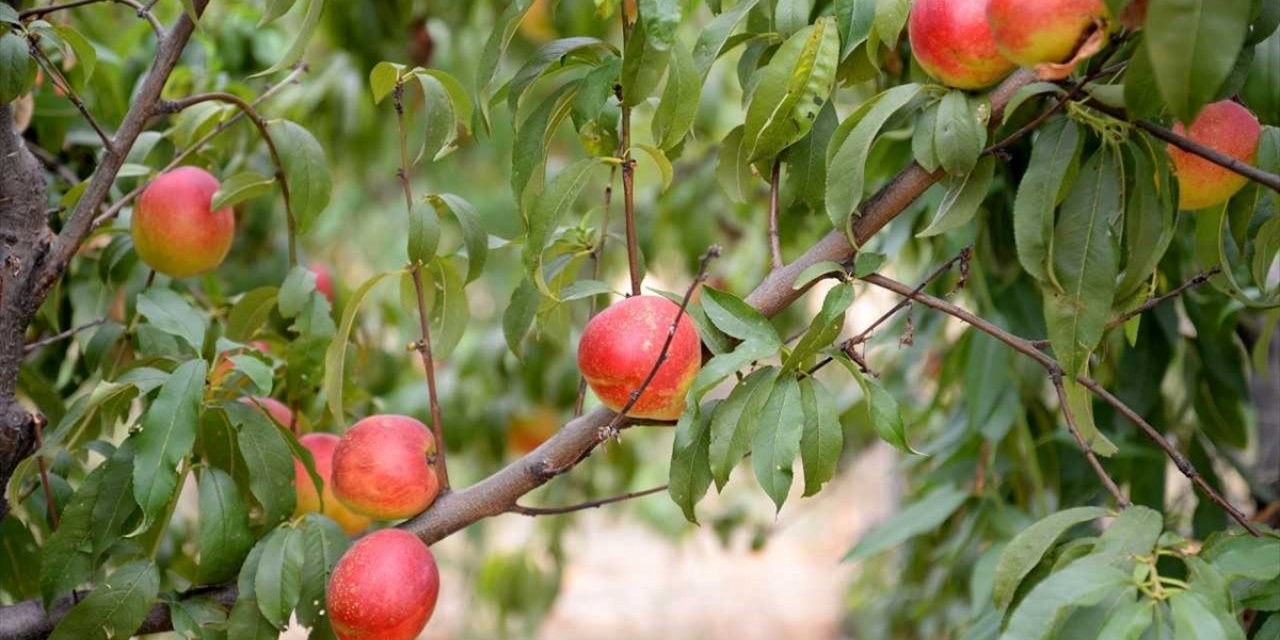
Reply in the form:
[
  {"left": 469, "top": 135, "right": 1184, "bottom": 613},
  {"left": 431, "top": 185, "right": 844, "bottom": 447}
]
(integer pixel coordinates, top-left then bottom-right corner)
[
  {"left": 1051, "top": 372, "right": 1131, "bottom": 507},
  {"left": 619, "top": 1, "right": 641, "bottom": 296},
  {"left": 510, "top": 484, "right": 667, "bottom": 516},
  {"left": 23, "top": 318, "right": 107, "bottom": 354},
  {"left": 767, "top": 158, "right": 783, "bottom": 269},
  {"left": 26, "top": 39, "right": 115, "bottom": 154},
  {"left": 19, "top": 0, "right": 164, "bottom": 35}
]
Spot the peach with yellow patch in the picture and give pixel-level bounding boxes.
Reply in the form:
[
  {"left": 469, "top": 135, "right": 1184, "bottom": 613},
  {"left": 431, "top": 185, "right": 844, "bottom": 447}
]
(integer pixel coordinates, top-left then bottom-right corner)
[
  {"left": 331, "top": 415, "right": 440, "bottom": 520},
  {"left": 327, "top": 529, "right": 440, "bottom": 640},
  {"left": 293, "top": 433, "right": 372, "bottom": 535},
  {"left": 1168, "top": 101, "right": 1261, "bottom": 210},
  {"left": 987, "top": 0, "right": 1108, "bottom": 68},
  {"left": 131, "top": 167, "right": 234, "bottom": 278},
  {"left": 908, "top": 0, "right": 1016, "bottom": 90}
]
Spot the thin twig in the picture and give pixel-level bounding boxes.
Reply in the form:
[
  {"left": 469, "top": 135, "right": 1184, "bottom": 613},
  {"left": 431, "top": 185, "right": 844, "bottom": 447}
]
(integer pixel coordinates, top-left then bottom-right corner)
[
  {"left": 90, "top": 64, "right": 308, "bottom": 230},
  {"left": 767, "top": 158, "right": 783, "bottom": 269},
  {"left": 575, "top": 163, "right": 620, "bottom": 418},
  {"left": 619, "top": 1, "right": 642, "bottom": 297},
  {"left": 510, "top": 484, "right": 667, "bottom": 516},
  {"left": 27, "top": 40, "right": 114, "bottom": 154},
  {"left": 23, "top": 317, "right": 107, "bottom": 354},
  {"left": 155, "top": 91, "right": 298, "bottom": 265},
  {"left": 1052, "top": 372, "right": 1131, "bottom": 507},
  {"left": 20, "top": 0, "right": 163, "bottom": 33},
  {"left": 860, "top": 273, "right": 1261, "bottom": 536},
  {"left": 395, "top": 80, "right": 450, "bottom": 490},
  {"left": 31, "top": 415, "right": 58, "bottom": 530},
  {"left": 1030, "top": 267, "right": 1221, "bottom": 349},
  {"left": 25, "top": 142, "right": 80, "bottom": 185}
]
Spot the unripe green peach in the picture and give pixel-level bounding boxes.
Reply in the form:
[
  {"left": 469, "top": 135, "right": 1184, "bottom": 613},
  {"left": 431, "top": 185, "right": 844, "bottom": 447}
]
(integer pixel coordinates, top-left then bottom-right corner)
[
  {"left": 908, "top": 0, "right": 1016, "bottom": 90},
  {"left": 131, "top": 167, "right": 234, "bottom": 278},
  {"left": 1169, "top": 101, "right": 1261, "bottom": 210},
  {"left": 331, "top": 415, "right": 440, "bottom": 520},
  {"left": 327, "top": 529, "right": 440, "bottom": 640},
  {"left": 987, "top": 0, "right": 1108, "bottom": 67},
  {"left": 577, "top": 295, "right": 701, "bottom": 421}
]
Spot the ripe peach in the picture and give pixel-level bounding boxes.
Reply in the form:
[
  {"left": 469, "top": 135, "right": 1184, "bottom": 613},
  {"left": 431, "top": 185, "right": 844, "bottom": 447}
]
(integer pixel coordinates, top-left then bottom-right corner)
[
  {"left": 327, "top": 529, "right": 440, "bottom": 640},
  {"left": 293, "top": 433, "right": 372, "bottom": 535},
  {"left": 987, "top": 0, "right": 1108, "bottom": 67},
  {"left": 908, "top": 0, "right": 1016, "bottom": 90},
  {"left": 131, "top": 167, "right": 234, "bottom": 278},
  {"left": 508, "top": 406, "right": 560, "bottom": 454},
  {"left": 331, "top": 415, "right": 440, "bottom": 520},
  {"left": 1169, "top": 101, "right": 1261, "bottom": 210},
  {"left": 311, "top": 263, "right": 335, "bottom": 303},
  {"left": 577, "top": 295, "right": 701, "bottom": 421}
]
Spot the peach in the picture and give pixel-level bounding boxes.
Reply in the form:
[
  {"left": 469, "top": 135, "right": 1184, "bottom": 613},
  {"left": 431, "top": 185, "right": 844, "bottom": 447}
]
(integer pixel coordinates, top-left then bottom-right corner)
[
  {"left": 327, "top": 529, "right": 439, "bottom": 640},
  {"left": 293, "top": 433, "right": 372, "bottom": 535},
  {"left": 240, "top": 397, "right": 295, "bottom": 429},
  {"left": 131, "top": 167, "right": 234, "bottom": 278},
  {"left": 987, "top": 0, "right": 1108, "bottom": 67},
  {"left": 1169, "top": 101, "right": 1261, "bottom": 210},
  {"left": 331, "top": 415, "right": 440, "bottom": 520},
  {"left": 908, "top": 0, "right": 1016, "bottom": 90},
  {"left": 311, "top": 263, "right": 335, "bottom": 303},
  {"left": 577, "top": 295, "right": 701, "bottom": 421},
  {"left": 508, "top": 406, "right": 560, "bottom": 454}
]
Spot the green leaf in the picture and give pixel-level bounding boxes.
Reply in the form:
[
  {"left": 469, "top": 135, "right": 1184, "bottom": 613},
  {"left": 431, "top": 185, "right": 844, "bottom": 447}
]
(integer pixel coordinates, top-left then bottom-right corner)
[
  {"left": 792, "top": 261, "right": 847, "bottom": 289},
  {"left": 799, "top": 377, "right": 843, "bottom": 496},
  {"left": 774, "top": 0, "right": 813, "bottom": 37},
  {"left": 716, "top": 126, "right": 756, "bottom": 203},
  {"left": 407, "top": 202, "right": 441, "bottom": 267},
  {"left": 0, "top": 5, "right": 19, "bottom": 24},
  {"left": 1097, "top": 599, "right": 1155, "bottom": 640},
  {"left": 427, "top": 193, "right": 488, "bottom": 284},
  {"left": 323, "top": 270, "right": 398, "bottom": 425},
  {"left": 999, "top": 557, "right": 1132, "bottom": 640},
  {"left": 512, "top": 85, "right": 579, "bottom": 211},
  {"left": 48, "top": 560, "right": 160, "bottom": 640},
  {"left": 692, "top": 0, "right": 760, "bottom": 78},
  {"left": 1117, "top": 139, "right": 1176, "bottom": 299},
  {"left": 1202, "top": 534, "right": 1280, "bottom": 581},
  {"left": 783, "top": 282, "right": 854, "bottom": 370},
  {"left": 226, "top": 287, "right": 278, "bottom": 343},
  {"left": 747, "top": 376, "right": 798, "bottom": 512},
  {"left": 1063, "top": 376, "right": 1118, "bottom": 456},
  {"left": 825, "top": 84, "right": 922, "bottom": 232},
  {"left": 268, "top": 119, "right": 332, "bottom": 234},
  {"left": 89, "top": 444, "right": 138, "bottom": 556},
  {"left": 844, "top": 485, "right": 969, "bottom": 560},
  {"left": 653, "top": 40, "right": 700, "bottom": 151},
  {"left": 477, "top": 0, "right": 536, "bottom": 99},
  {"left": 255, "top": 526, "right": 304, "bottom": 628},
  {"left": 0, "top": 30, "right": 34, "bottom": 104},
  {"left": 833, "top": 354, "right": 917, "bottom": 454},
  {"left": 416, "top": 73, "right": 456, "bottom": 164},
  {"left": 1095, "top": 505, "right": 1164, "bottom": 558},
  {"left": 503, "top": 278, "right": 540, "bottom": 356},
  {"left": 1170, "top": 591, "right": 1243, "bottom": 640},
  {"left": 701, "top": 287, "right": 781, "bottom": 345},
  {"left": 1145, "top": 0, "right": 1252, "bottom": 123},
  {"left": 224, "top": 401, "right": 296, "bottom": 528},
  {"left": 558, "top": 279, "right": 614, "bottom": 301},
  {"left": 278, "top": 265, "right": 317, "bottom": 319},
  {"left": 1013, "top": 118, "right": 1085, "bottom": 282},
  {"left": 709, "top": 367, "right": 779, "bottom": 490},
  {"left": 1045, "top": 145, "right": 1123, "bottom": 377},
  {"left": 227, "top": 541, "right": 278, "bottom": 639},
  {"left": 296, "top": 515, "right": 349, "bottom": 629},
  {"left": 918, "top": 155, "right": 996, "bottom": 237},
  {"left": 740, "top": 18, "right": 840, "bottom": 164},
  {"left": 836, "top": 0, "right": 876, "bottom": 58},
  {"left": 197, "top": 468, "right": 254, "bottom": 585},
  {"left": 668, "top": 402, "right": 717, "bottom": 523},
  {"left": 1002, "top": 82, "right": 1066, "bottom": 125},
  {"left": 508, "top": 37, "right": 610, "bottom": 112},
  {"left": 260, "top": 0, "right": 296, "bottom": 24},
  {"left": 52, "top": 25, "right": 96, "bottom": 86},
  {"left": 253, "top": 0, "right": 325, "bottom": 77},
  {"left": 41, "top": 464, "right": 109, "bottom": 606},
  {"left": 211, "top": 171, "right": 275, "bottom": 211},
  {"left": 853, "top": 251, "right": 887, "bottom": 276},
  {"left": 913, "top": 102, "right": 941, "bottom": 172},
  {"left": 873, "top": 0, "right": 911, "bottom": 46},
  {"left": 933, "top": 90, "right": 988, "bottom": 176},
  {"left": 136, "top": 288, "right": 206, "bottom": 355},
  {"left": 785, "top": 101, "right": 838, "bottom": 211},
  {"left": 631, "top": 143, "right": 674, "bottom": 191},
  {"left": 524, "top": 159, "right": 599, "bottom": 297},
  {"left": 1124, "top": 40, "right": 1165, "bottom": 120},
  {"left": 133, "top": 359, "right": 205, "bottom": 528},
  {"left": 423, "top": 257, "right": 470, "bottom": 361},
  {"left": 620, "top": 15, "right": 671, "bottom": 107},
  {"left": 416, "top": 69, "right": 475, "bottom": 141},
  {"left": 369, "top": 61, "right": 402, "bottom": 104},
  {"left": 992, "top": 507, "right": 1110, "bottom": 610}
]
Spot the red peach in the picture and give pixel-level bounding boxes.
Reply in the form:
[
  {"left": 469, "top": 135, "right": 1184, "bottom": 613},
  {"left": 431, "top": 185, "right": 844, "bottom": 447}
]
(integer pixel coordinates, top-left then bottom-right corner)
[
  {"left": 577, "top": 295, "right": 701, "bottom": 421},
  {"left": 294, "top": 433, "right": 372, "bottom": 535},
  {"left": 327, "top": 529, "right": 440, "bottom": 640},
  {"left": 331, "top": 415, "right": 440, "bottom": 520},
  {"left": 908, "top": 0, "right": 1016, "bottom": 90},
  {"left": 1169, "top": 101, "right": 1261, "bottom": 210},
  {"left": 311, "top": 263, "right": 335, "bottom": 303},
  {"left": 988, "top": 0, "right": 1108, "bottom": 67},
  {"left": 131, "top": 167, "right": 234, "bottom": 278}
]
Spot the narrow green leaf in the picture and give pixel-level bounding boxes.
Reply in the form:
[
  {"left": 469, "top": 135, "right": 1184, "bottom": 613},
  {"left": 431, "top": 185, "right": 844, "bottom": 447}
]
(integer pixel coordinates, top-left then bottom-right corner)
[
  {"left": 1097, "top": 599, "right": 1155, "bottom": 640},
  {"left": 833, "top": 354, "right": 917, "bottom": 454},
  {"left": 835, "top": 0, "right": 876, "bottom": 58},
  {"left": 799, "top": 377, "right": 843, "bottom": 496},
  {"left": 503, "top": 278, "right": 540, "bottom": 356},
  {"left": 741, "top": 18, "right": 840, "bottom": 163},
  {"left": 407, "top": 202, "right": 441, "bottom": 266},
  {"left": 700, "top": 287, "right": 781, "bottom": 345},
  {"left": 693, "top": 0, "right": 760, "bottom": 77},
  {"left": 1095, "top": 505, "right": 1164, "bottom": 558},
  {"left": 369, "top": 61, "right": 402, "bottom": 104},
  {"left": 620, "top": 16, "right": 671, "bottom": 107},
  {"left": 825, "top": 84, "right": 922, "bottom": 232},
  {"left": 524, "top": 159, "right": 599, "bottom": 297},
  {"left": 999, "top": 556, "right": 1131, "bottom": 640},
  {"left": 792, "top": 260, "right": 847, "bottom": 289},
  {"left": 653, "top": 40, "right": 700, "bottom": 151},
  {"left": 226, "top": 287, "right": 278, "bottom": 343},
  {"left": 992, "top": 507, "right": 1110, "bottom": 610},
  {"left": 918, "top": 155, "right": 995, "bottom": 237},
  {"left": 48, "top": 560, "right": 160, "bottom": 640},
  {"left": 197, "top": 468, "right": 254, "bottom": 585},
  {"left": 267, "top": 119, "right": 332, "bottom": 234},
  {"left": 323, "top": 270, "right": 399, "bottom": 425},
  {"left": 211, "top": 171, "right": 275, "bottom": 212},
  {"left": 1145, "top": 0, "right": 1252, "bottom": 122},
  {"left": 0, "top": 31, "right": 34, "bottom": 104},
  {"left": 508, "top": 37, "right": 610, "bottom": 111},
  {"left": 709, "top": 367, "right": 779, "bottom": 489},
  {"left": 933, "top": 90, "right": 988, "bottom": 176},
  {"left": 844, "top": 485, "right": 969, "bottom": 560},
  {"left": 428, "top": 193, "right": 488, "bottom": 284},
  {"left": 255, "top": 526, "right": 304, "bottom": 628},
  {"left": 136, "top": 289, "right": 206, "bottom": 354},
  {"left": 253, "top": 0, "right": 325, "bottom": 77},
  {"left": 668, "top": 402, "right": 717, "bottom": 523},
  {"left": 133, "top": 359, "right": 205, "bottom": 528},
  {"left": 631, "top": 143, "right": 674, "bottom": 191},
  {"left": 297, "top": 514, "right": 349, "bottom": 629},
  {"left": 784, "top": 283, "right": 853, "bottom": 370},
  {"left": 224, "top": 401, "right": 296, "bottom": 528},
  {"left": 1014, "top": 118, "right": 1082, "bottom": 282},
  {"left": 716, "top": 126, "right": 756, "bottom": 203},
  {"left": 416, "top": 73, "right": 456, "bottom": 164}
]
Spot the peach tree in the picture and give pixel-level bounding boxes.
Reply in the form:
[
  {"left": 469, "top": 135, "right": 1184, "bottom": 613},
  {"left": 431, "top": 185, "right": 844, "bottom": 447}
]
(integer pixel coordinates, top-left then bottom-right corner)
[{"left": 0, "top": 0, "right": 1278, "bottom": 638}]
